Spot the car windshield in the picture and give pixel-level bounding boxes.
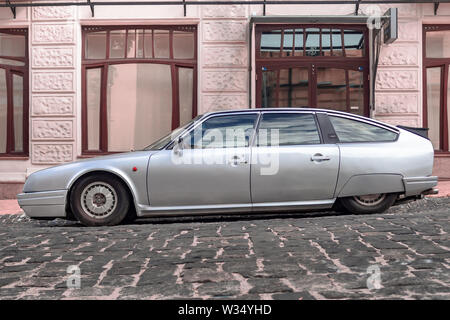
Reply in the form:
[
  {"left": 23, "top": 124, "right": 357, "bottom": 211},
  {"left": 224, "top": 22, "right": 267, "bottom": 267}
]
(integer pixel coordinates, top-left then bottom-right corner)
[{"left": 142, "top": 115, "right": 202, "bottom": 150}]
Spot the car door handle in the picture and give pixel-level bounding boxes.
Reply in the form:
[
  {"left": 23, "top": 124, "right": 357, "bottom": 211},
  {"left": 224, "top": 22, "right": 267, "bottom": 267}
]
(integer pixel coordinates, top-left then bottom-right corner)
[
  {"left": 228, "top": 155, "right": 248, "bottom": 166},
  {"left": 311, "top": 153, "right": 331, "bottom": 162}
]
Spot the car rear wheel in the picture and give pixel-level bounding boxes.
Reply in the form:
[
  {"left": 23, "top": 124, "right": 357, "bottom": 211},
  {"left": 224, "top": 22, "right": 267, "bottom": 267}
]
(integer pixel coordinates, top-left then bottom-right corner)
[
  {"left": 339, "top": 193, "right": 397, "bottom": 214},
  {"left": 70, "top": 174, "right": 130, "bottom": 226}
]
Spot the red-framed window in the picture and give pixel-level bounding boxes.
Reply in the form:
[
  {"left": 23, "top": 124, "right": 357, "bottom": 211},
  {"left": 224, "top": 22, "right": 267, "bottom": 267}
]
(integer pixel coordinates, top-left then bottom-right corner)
[
  {"left": 255, "top": 24, "right": 370, "bottom": 117},
  {"left": 0, "top": 29, "right": 29, "bottom": 158},
  {"left": 81, "top": 25, "right": 197, "bottom": 155},
  {"left": 423, "top": 25, "right": 450, "bottom": 152}
]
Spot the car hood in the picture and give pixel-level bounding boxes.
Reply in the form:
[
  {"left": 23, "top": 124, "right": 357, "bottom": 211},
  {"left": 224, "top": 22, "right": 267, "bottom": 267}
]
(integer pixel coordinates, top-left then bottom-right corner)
[{"left": 22, "top": 150, "right": 160, "bottom": 193}]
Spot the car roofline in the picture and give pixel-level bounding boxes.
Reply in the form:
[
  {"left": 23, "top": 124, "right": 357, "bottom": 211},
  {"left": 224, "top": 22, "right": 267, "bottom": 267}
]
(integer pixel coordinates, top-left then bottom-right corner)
[{"left": 200, "top": 108, "right": 400, "bottom": 132}]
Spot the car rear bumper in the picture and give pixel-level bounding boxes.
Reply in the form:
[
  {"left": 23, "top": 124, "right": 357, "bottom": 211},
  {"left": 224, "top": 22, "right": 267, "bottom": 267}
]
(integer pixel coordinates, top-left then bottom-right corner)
[
  {"left": 17, "top": 190, "right": 67, "bottom": 218},
  {"left": 403, "top": 176, "right": 438, "bottom": 197}
]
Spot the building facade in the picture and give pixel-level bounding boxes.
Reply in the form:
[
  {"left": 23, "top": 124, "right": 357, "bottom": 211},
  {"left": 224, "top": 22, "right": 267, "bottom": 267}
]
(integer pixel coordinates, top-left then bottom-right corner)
[{"left": 0, "top": 1, "right": 449, "bottom": 198}]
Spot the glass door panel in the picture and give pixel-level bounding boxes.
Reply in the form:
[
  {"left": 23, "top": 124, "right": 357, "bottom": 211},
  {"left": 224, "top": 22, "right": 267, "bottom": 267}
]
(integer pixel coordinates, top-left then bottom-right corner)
[
  {"left": 261, "top": 67, "right": 309, "bottom": 108},
  {"left": 12, "top": 74, "right": 23, "bottom": 152},
  {"left": 279, "top": 67, "right": 309, "bottom": 107},
  {"left": 348, "top": 70, "right": 364, "bottom": 116},
  {"left": 261, "top": 69, "right": 278, "bottom": 108},
  {"left": 426, "top": 66, "right": 442, "bottom": 150},
  {"left": 0, "top": 68, "right": 6, "bottom": 153},
  {"left": 316, "top": 67, "right": 347, "bottom": 111}
]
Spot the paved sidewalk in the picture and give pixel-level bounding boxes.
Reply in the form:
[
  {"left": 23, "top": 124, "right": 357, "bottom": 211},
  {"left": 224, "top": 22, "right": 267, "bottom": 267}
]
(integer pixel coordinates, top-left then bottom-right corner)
[{"left": 2, "top": 181, "right": 449, "bottom": 215}]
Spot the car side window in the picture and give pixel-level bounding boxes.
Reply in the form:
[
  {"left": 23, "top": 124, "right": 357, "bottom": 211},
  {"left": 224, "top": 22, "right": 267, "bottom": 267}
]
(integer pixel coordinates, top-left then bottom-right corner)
[
  {"left": 328, "top": 115, "right": 398, "bottom": 143},
  {"left": 183, "top": 114, "right": 258, "bottom": 149},
  {"left": 257, "top": 113, "right": 321, "bottom": 147}
]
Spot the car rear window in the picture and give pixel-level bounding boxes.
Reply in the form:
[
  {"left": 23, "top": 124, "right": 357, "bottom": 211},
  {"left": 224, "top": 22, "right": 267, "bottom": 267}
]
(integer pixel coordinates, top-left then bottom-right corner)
[
  {"left": 329, "top": 115, "right": 398, "bottom": 143},
  {"left": 257, "top": 113, "right": 321, "bottom": 146}
]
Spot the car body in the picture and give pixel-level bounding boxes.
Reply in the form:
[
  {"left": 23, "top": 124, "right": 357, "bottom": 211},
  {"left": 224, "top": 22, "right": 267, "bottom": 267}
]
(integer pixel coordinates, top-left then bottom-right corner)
[{"left": 17, "top": 108, "right": 438, "bottom": 226}]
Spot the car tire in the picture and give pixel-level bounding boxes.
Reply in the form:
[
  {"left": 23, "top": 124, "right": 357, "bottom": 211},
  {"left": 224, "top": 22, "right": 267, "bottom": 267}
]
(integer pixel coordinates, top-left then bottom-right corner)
[
  {"left": 339, "top": 193, "right": 397, "bottom": 215},
  {"left": 70, "top": 173, "right": 130, "bottom": 226}
]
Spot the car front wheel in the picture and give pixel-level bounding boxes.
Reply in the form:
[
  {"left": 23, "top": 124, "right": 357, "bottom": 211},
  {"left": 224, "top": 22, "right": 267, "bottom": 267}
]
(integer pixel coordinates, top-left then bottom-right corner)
[
  {"left": 70, "top": 174, "right": 130, "bottom": 226},
  {"left": 339, "top": 193, "right": 397, "bottom": 214}
]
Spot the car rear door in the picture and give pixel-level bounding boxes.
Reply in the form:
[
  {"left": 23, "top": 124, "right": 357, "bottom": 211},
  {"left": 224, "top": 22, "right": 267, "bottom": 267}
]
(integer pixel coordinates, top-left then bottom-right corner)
[{"left": 250, "top": 111, "right": 340, "bottom": 204}]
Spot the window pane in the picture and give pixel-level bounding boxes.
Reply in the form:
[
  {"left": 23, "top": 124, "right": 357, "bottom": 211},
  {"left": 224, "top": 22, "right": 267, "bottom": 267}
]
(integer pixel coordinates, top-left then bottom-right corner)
[
  {"left": 173, "top": 31, "right": 194, "bottom": 59},
  {"left": 316, "top": 67, "right": 347, "bottom": 110},
  {"left": 144, "top": 30, "right": 153, "bottom": 58},
  {"left": 448, "top": 68, "right": 450, "bottom": 150},
  {"left": 0, "top": 69, "right": 6, "bottom": 153},
  {"left": 109, "top": 30, "right": 126, "bottom": 58},
  {"left": 154, "top": 30, "right": 170, "bottom": 58},
  {"left": 178, "top": 67, "right": 194, "bottom": 126},
  {"left": 329, "top": 116, "right": 398, "bottom": 143},
  {"left": 305, "top": 28, "right": 320, "bottom": 56},
  {"left": 344, "top": 29, "right": 364, "bottom": 57},
  {"left": 278, "top": 67, "right": 308, "bottom": 108},
  {"left": 294, "top": 29, "right": 304, "bottom": 56},
  {"left": 281, "top": 29, "right": 294, "bottom": 57},
  {"left": 331, "top": 29, "right": 343, "bottom": 56},
  {"left": 426, "top": 30, "right": 450, "bottom": 58},
  {"left": 426, "top": 67, "right": 441, "bottom": 150},
  {"left": 321, "top": 28, "right": 331, "bottom": 56},
  {"left": 12, "top": 74, "right": 23, "bottom": 152},
  {"left": 348, "top": 70, "right": 364, "bottom": 116},
  {"left": 260, "top": 30, "right": 281, "bottom": 58},
  {"left": 189, "top": 114, "right": 257, "bottom": 149},
  {"left": 87, "top": 68, "right": 101, "bottom": 150},
  {"left": 86, "top": 31, "right": 106, "bottom": 59},
  {"left": 261, "top": 70, "right": 277, "bottom": 108},
  {"left": 127, "top": 29, "right": 136, "bottom": 58},
  {"left": 136, "top": 29, "right": 144, "bottom": 58},
  {"left": 258, "top": 113, "right": 321, "bottom": 146},
  {"left": 107, "top": 64, "right": 172, "bottom": 151},
  {"left": 0, "top": 33, "right": 25, "bottom": 57},
  {"left": 0, "top": 58, "right": 25, "bottom": 66}
]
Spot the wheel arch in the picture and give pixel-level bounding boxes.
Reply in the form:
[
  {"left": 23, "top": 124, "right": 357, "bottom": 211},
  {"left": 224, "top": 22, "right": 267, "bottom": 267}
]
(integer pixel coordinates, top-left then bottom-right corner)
[{"left": 66, "top": 169, "right": 138, "bottom": 219}]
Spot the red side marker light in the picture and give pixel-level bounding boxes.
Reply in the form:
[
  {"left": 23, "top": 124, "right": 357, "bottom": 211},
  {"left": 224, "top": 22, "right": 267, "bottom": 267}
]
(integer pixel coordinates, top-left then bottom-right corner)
[{"left": 132, "top": 166, "right": 137, "bottom": 172}]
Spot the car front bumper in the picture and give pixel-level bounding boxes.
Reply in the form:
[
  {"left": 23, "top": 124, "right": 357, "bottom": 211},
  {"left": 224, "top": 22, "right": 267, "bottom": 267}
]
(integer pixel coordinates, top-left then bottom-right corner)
[
  {"left": 17, "top": 190, "right": 68, "bottom": 218},
  {"left": 403, "top": 176, "right": 438, "bottom": 197}
]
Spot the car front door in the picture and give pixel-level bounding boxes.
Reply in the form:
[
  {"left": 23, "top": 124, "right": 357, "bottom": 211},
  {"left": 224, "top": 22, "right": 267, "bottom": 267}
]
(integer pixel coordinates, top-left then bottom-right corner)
[
  {"left": 250, "top": 111, "right": 340, "bottom": 204},
  {"left": 147, "top": 113, "right": 259, "bottom": 208}
]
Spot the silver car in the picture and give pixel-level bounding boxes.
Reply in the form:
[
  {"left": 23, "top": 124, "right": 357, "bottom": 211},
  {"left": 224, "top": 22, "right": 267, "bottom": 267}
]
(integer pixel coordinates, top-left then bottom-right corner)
[{"left": 18, "top": 109, "right": 438, "bottom": 226}]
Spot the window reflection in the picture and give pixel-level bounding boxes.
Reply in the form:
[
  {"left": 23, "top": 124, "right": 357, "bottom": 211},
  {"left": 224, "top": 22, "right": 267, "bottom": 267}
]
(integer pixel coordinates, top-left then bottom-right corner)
[
  {"left": 426, "top": 67, "right": 442, "bottom": 150},
  {"left": 426, "top": 30, "right": 450, "bottom": 58},
  {"left": 329, "top": 116, "right": 397, "bottom": 143},
  {"left": 0, "top": 69, "right": 6, "bottom": 153},
  {"left": 343, "top": 29, "right": 364, "bottom": 57},
  {"left": 260, "top": 30, "right": 281, "bottom": 58},
  {"left": 259, "top": 27, "right": 364, "bottom": 58},
  {"left": 316, "top": 67, "right": 346, "bottom": 110},
  {"left": 186, "top": 114, "right": 257, "bottom": 149},
  {"left": 12, "top": 74, "right": 23, "bottom": 152},
  {"left": 261, "top": 70, "right": 278, "bottom": 108},
  {"left": 305, "top": 28, "right": 320, "bottom": 56},
  {"left": 282, "top": 29, "right": 294, "bottom": 57},
  {"left": 86, "top": 31, "right": 106, "bottom": 59},
  {"left": 110, "top": 30, "right": 126, "bottom": 58},
  {"left": 107, "top": 64, "right": 173, "bottom": 151},
  {"left": 348, "top": 70, "right": 364, "bottom": 116},
  {"left": 258, "top": 113, "right": 321, "bottom": 146},
  {"left": 0, "top": 33, "right": 25, "bottom": 57}
]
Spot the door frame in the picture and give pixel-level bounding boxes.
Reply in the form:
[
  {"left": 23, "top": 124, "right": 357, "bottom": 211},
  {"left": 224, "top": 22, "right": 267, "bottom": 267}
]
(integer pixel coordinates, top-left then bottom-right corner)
[{"left": 255, "top": 24, "right": 370, "bottom": 116}]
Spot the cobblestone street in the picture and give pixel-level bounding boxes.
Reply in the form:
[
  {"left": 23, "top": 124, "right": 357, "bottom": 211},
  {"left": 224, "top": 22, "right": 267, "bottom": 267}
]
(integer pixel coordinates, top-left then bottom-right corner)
[{"left": 0, "top": 198, "right": 449, "bottom": 300}]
